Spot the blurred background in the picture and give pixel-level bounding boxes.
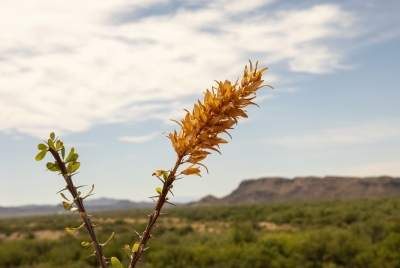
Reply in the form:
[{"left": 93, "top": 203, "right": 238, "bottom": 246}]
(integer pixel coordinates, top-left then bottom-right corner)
[{"left": 0, "top": 0, "right": 399, "bottom": 207}]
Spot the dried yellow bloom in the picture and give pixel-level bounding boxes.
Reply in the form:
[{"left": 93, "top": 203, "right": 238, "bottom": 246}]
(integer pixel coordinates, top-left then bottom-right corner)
[
  {"left": 167, "top": 60, "right": 272, "bottom": 177},
  {"left": 179, "top": 164, "right": 202, "bottom": 177}
]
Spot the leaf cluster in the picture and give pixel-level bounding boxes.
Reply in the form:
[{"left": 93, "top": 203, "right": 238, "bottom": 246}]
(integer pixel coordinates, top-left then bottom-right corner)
[{"left": 35, "top": 133, "right": 80, "bottom": 174}]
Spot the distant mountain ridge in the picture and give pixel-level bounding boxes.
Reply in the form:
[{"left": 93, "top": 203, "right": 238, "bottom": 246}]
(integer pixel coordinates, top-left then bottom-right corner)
[
  {"left": 0, "top": 197, "right": 154, "bottom": 218},
  {"left": 3, "top": 177, "right": 400, "bottom": 217},
  {"left": 190, "top": 176, "right": 400, "bottom": 206}
]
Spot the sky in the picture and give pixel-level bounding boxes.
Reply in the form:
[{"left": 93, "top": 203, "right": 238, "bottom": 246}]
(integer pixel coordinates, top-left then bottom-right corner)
[{"left": 1, "top": 0, "right": 399, "bottom": 206}]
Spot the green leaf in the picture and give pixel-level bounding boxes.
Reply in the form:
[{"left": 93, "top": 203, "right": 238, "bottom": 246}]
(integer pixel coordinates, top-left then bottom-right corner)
[
  {"left": 62, "top": 201, "right": 77, "bottom": 211},
  {"left": 60, "top": 192, "right": 69, "bottom": 201},
  {"left": 163, "top": 172, "right": 169, "bottom": 181},
  {"left": 132, "top": 242, "right": 140, "bottom": 252},
  {"left": 56, "top": 140, "right": 62, "bottom": 150},
  {"left": 48, "top": 139, "right": 55, "bottom": 149},
  {"left": 35, "top": 150, "right": 47, "bottom": 161},
  {"left": 81, "top": 241, "right": 91, "bottom": 247},
  {"left": 169, "top": 184, "right": 173, "bottom": 189},
  {"left": 71, "top": 162, "right": 80, "bottom": 173},
  {"left": 50, "top": 132, "right": 55, "bottom": 140},
  {"left": 65, "top": 148, "right": 75, "bottom": 162},
  {"left": 65, "top": 227, "right": 77, "bottom": 233},
  {"left": 65, "top": 223, "right": 85, "bottom": 234},
  {"left": 156, "top": 187, "right": 162, "bottom": 195},
  {"left": 66, "top": 153, "right": 79, "bottom": 163},
  {"left": 61, "top": 146, "right": 65, "bottom": 160},
  {"left": 38, "top": 143, "right": 47, "bottom": 150},
  {"left": 83, "top": 184, "right": 95, "bottom": 198},
  {"left": 68, "top": 153, "right": 79, "bottom": 163},
  {"left": 111, "top": 257, "right": 123, "bottom": 268},
  {"left": 62, "top": 201, "right": 72, "bottom": 210},
  {"left": 46, "top": 162, "right": 60, "bottom": 172},
  {"left": 102, "top": 232, "right": 114, "bottom": 246}
]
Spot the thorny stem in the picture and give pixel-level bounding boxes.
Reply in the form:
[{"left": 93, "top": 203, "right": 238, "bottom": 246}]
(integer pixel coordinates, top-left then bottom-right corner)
[
  {"left": 128, "top": 155, "right": 184, "bottom": 268},
  {"left": 48, "top": 148, "right": 108, "bottom": 268}
]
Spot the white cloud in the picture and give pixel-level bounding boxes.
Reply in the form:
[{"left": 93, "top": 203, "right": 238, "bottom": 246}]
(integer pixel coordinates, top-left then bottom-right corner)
[
  {"left": 0, "top": 0, "right": 369, "bottom": 137},
  {"left": 119, "top": 132, "right": 158, "bottom": 143},
  {"left": 209, "top": 0, "right": 274, "bottom": 13},
  {"left": 266, "top": 121, "right": 400, "bottom": 148}
]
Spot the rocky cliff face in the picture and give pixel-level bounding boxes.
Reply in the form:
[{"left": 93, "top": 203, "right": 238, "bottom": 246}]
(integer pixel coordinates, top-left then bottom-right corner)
[{"left": 190, "top": 176, "right": 400, "bottom": 206}]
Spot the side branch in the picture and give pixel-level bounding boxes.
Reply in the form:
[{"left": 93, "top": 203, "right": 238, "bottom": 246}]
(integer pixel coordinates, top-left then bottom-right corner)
[{"left": 48, "top": 148, "right": 108, "bottom": 268}]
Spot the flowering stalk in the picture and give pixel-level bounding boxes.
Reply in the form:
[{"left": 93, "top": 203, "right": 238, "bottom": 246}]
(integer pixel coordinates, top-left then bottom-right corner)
[{"left": 127, "top": 60, "right": 272, "bottom": 268}]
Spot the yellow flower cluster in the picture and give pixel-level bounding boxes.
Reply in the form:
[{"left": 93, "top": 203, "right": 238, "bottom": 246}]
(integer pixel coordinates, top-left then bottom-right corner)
[{"left": 165, "top": 61, "right": 272, "bottom": 177}]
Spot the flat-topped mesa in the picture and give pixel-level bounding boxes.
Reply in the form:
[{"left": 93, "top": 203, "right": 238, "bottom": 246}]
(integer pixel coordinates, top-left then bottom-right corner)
[{"left": 190, "top": 176, "right": 400, "bottom": 206}]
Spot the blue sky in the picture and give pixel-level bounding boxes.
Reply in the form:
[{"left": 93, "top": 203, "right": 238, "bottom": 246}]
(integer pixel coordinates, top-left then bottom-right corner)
[{"left": 1, "top": 0, "right": 399, "bottom": 206}]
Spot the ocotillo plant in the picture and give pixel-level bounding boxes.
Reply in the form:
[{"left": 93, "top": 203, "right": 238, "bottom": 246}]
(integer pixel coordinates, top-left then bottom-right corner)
[{"left": 35, "top": 60, "right": 272, "bottom": 268}]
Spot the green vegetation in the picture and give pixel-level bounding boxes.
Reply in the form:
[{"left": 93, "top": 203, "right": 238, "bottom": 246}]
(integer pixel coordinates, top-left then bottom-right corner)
[{"left": 2, "top": 196, "right": 400, "bottom": 267}]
